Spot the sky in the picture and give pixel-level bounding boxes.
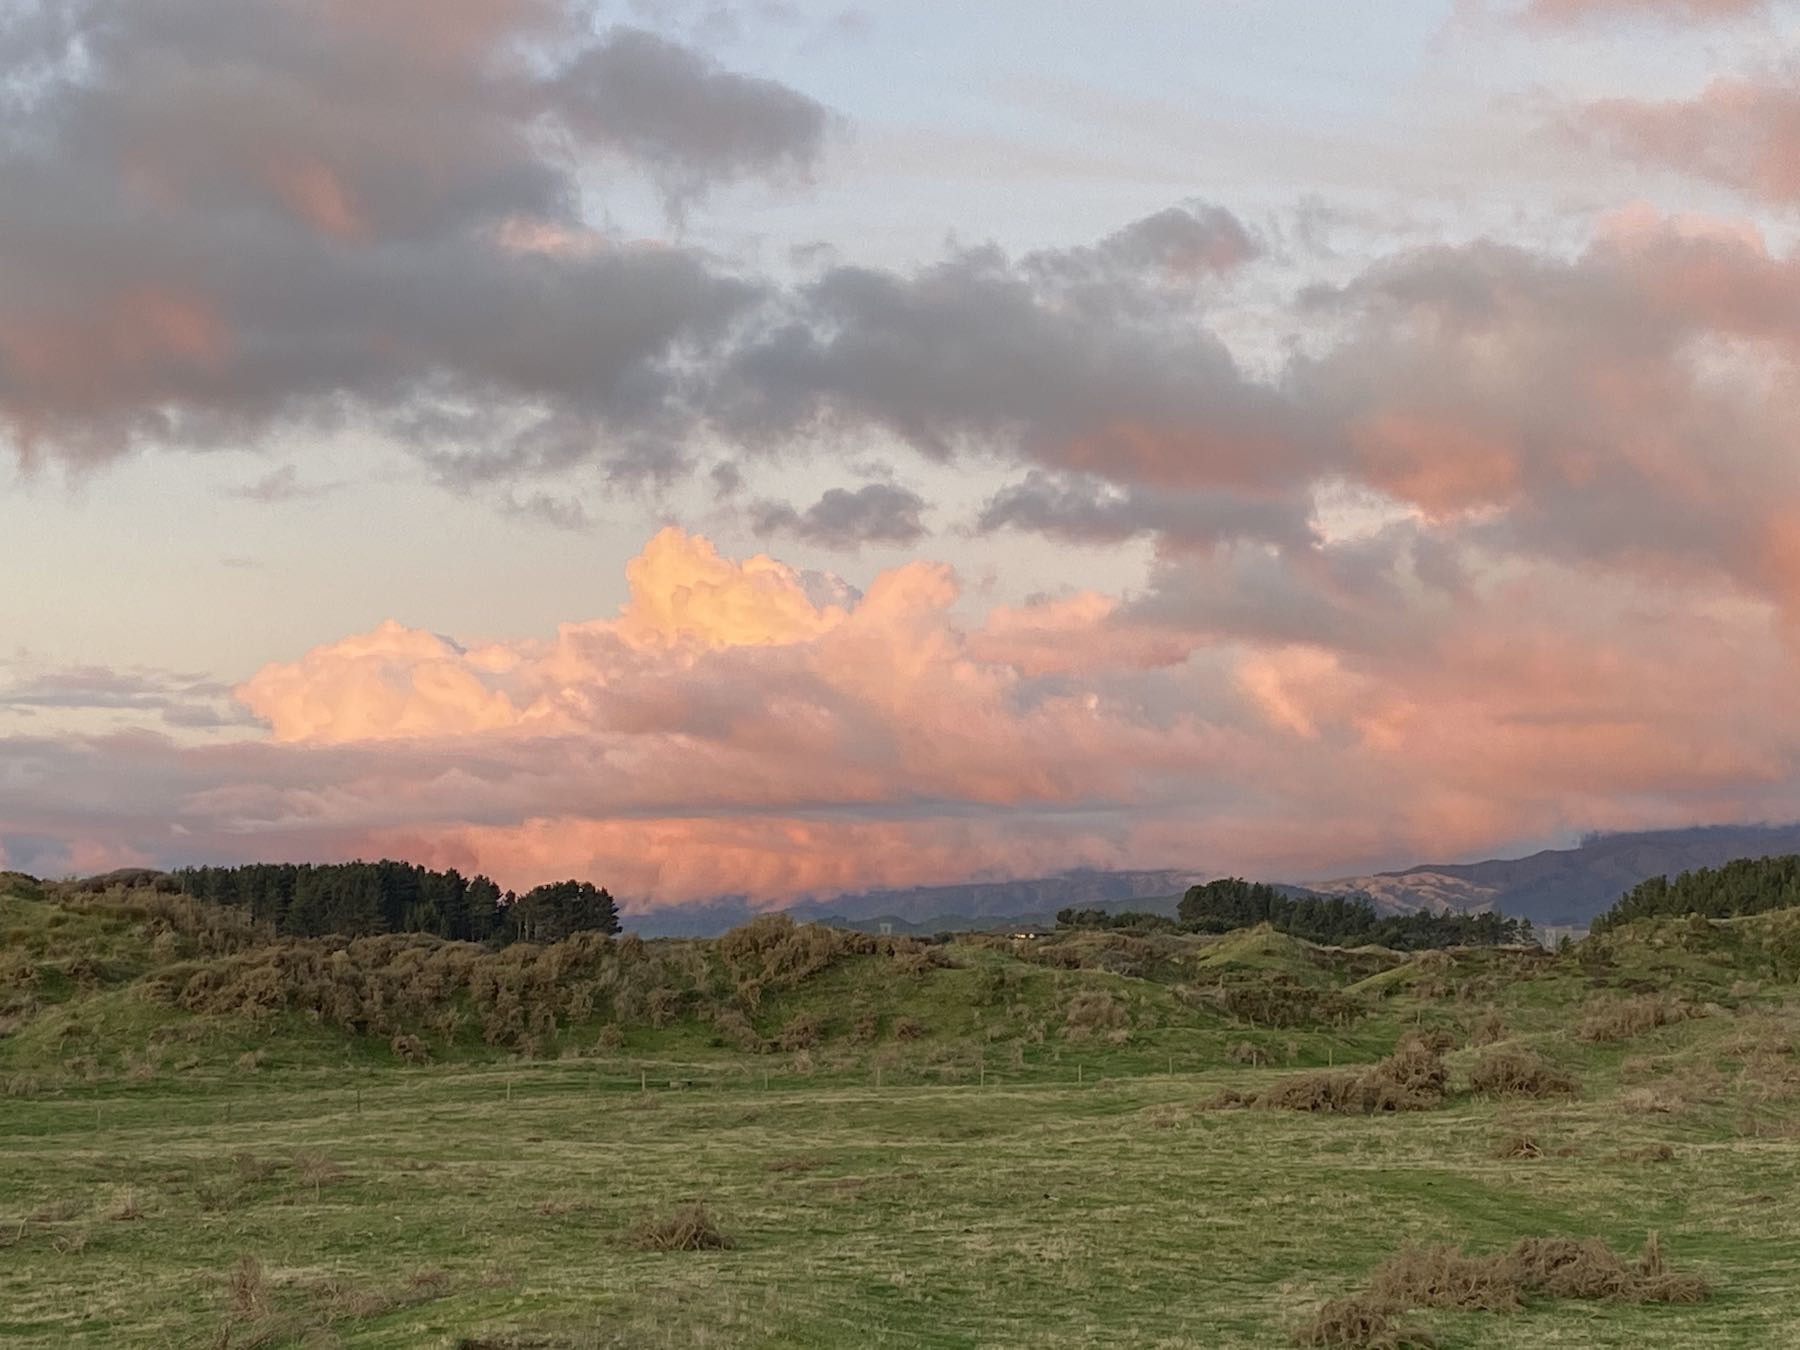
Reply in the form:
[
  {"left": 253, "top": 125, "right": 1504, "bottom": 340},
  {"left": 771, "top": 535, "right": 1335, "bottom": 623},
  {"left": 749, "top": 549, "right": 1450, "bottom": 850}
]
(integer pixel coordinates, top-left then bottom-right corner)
[{"left": 4, "top": 0, "right": 1800, "bottom": 908}]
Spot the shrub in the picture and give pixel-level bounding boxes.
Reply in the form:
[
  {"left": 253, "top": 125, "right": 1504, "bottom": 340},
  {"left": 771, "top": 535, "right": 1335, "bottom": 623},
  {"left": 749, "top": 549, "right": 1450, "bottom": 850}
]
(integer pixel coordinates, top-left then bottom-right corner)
[
  {"left": 710, "top": 1009, "right": 765, "bottom": 1053},
  {"left": 1292, "top": 1295, "right": 1437, "bottom": 1348},
  {"left": 1062, "top": 991, "right": 1128, "bottom": 1040},
  {"left": 1366, "top": 1234, "right": 1706, "bottom": 1310},
  {"left": 1467, "top": 1047, "right": 1577, "bottom": 1099},
  {"left": 1578, "top": 995, "right": 1694, "bottom": 1043},
  {"left": 628, "top": 1202, "right": 731, "bottom": 1252},
  {"left": 777, "top": 1012, "right": 822, "bottom": 1052},
  {"left": 1491, "top": 1132, "right": 1543, "bottom": 1160},
  {"left": 1249, "top": 1037, "right": 1449, "bottom": 1115},
  {"left": 227, "top": 1254, "right": 270, "bottom": 1317},
  {"left": 1467, "top": 1010, "right": 1507, "bottom": 1046}
]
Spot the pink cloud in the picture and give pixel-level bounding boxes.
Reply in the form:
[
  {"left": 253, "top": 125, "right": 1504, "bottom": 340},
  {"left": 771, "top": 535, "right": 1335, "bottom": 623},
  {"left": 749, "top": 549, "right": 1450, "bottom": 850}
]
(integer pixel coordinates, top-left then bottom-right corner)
[
  {"left": 1523, "top": 0, "right": 1766, "bottom": 23},
  {"left": 1580, "top": 69, "right": 1800, "bottom": 205}
]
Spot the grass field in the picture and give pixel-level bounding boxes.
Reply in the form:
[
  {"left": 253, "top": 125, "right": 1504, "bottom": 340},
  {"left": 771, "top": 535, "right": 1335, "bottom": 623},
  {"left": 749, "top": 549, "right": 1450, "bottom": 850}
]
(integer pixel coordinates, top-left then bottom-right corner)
[{"left": 6, "top": 882, "right": 1800, "bottom": 1347}]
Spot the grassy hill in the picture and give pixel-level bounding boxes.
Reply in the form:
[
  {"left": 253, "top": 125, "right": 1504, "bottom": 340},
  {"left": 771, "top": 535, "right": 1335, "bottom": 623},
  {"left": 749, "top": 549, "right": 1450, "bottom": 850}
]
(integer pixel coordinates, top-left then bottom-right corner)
[{"left": 6, "top": 876, "right": 1800, "bottom": 1346}]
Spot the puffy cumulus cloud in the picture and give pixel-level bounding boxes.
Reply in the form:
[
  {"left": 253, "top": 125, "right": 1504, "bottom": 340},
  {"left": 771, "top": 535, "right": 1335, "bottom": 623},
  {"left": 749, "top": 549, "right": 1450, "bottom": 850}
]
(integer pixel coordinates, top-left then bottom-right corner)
[
  {"left": 749, "top": 482, "right": 929, "bottom": 549},
  {"left": 0, "top": 0, "right": 827, "bottom": 473},
  {"left": 237, "top": 621, "right": 526, "bottom": 743},
  {"left": 12, "top": 527, "right": 1800, "bottom": 905},
  {"left": 1578, "top": 65, "right": 1800, "bottom": 206}
]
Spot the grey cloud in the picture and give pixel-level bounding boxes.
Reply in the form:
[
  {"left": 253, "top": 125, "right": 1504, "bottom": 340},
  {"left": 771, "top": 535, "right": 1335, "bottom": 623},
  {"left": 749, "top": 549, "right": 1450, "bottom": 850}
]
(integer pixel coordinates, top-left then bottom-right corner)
[
  {"left": 227, "top": 465, "right": 338, "bottom": 504},
  {"left": 750, "top": 482, "right": 928, "bottom": 548},
  {"left": 0, "top": 1, "right": 813, "bottom": 477},
  {"left": 1025, "top": 204, "right": 1260, "bottom": 290},
  {"left": 554, "top": 26, "right": 832, "bottom": 209},
  {"left": 975, "top": 470, "right": 1312, "bottom": 549},
  {"left": 0, "top": 663, "right": 255, "bottom": 730},
  {"left": 715, "top": 225, "right": 1308, "bottom": 488}
]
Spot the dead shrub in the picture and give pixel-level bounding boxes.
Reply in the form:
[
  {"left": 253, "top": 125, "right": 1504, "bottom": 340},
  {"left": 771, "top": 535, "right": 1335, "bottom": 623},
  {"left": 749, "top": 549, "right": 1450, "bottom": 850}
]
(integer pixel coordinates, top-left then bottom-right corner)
[
  {"left": 1467, "top": 1010, "right": 1507, "bottom": 1046},
  {"left": 628, "top": 1202, "right": 731, "bottom": 1252},
  {"left": 1579, "top": 995, "right": 1694, "bottom": 1044},
  {"left": 777, "top": 1011, "right": 823, "bottom": 1051},
  {"left": 52, "top": 1228, "right": 89, "bottom": 1255},
  {"left": 293, "top": 1150, "right": 342, "bottom": 1200},
  {"left": 232, "top": 1152, "right": 276, "bottom": 1183},
  {"left": 228, "top": 1254, "right": 270, "bottom": 1317},
  {"left": 1492, "top": 1132, "right": 1543, "bottom": 1160},
  {"left": 1249, "top": 1038, "right": 1449, "bottom": 1115},
  {"left": 1363, "top": 1234, "right": 1707, "bottom": 1314},
  {"left": 104, "top": 1185, "right": 143, "bottom": 1221},
  {"left": 710, "top": 1009, "right": 765, "bottom": 1053},
  {"left": 1062, "top": 991, "right": 1128, "bottom": 1040},
  {"left": 1620, "top": 1086, "right": 1681, "bottom": 1115},
  {"left": 1292, "top": 1295, "right": 1437, "bottom": 1348},
  {"left": 1467, "top": 1046, "right": 1576, "bottom": 1099},
  {"left": 1369, "top": 1245, "right": 1523, "bottom": 1312}
]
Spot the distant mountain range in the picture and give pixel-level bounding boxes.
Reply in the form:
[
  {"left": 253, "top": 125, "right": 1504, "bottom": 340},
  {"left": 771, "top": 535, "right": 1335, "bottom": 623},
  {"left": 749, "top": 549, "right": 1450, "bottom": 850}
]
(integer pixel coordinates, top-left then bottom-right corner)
[
  {"left": 1311, "top": 823, "right": 1800, "bottom": 927},
  {"left": 625, "top": 868, "right": 1199, "bottom": 937},
  {"left": 624, "top": 823, "right": 1800, "bottom": 936}
]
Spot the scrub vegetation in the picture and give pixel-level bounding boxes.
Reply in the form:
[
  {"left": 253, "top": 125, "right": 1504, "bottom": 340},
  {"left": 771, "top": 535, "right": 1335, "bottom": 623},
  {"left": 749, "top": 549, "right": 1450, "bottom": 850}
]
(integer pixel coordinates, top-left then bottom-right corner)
[{"left": 5, "top": 871, "right": 1800, "bottom": 1346}]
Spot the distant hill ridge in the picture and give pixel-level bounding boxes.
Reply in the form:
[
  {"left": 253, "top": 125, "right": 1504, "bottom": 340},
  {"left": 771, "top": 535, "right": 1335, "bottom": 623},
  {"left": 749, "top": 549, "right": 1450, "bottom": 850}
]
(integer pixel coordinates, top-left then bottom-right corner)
[
  {"left": 1315, "top": 824, "right": 1800, "bottom": 927},
  {"left": 43, "top": 823, "right": 1800, "bottom": 935}
]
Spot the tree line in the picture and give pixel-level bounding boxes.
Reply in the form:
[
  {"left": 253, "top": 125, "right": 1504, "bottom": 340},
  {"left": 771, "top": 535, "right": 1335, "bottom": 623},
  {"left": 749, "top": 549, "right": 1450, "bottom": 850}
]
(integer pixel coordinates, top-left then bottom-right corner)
[
  {"left": 1056, "top": 877, "right": 1532, "bottom": 950},
  {"left": 171, "top": 862, "right": 619, "bottom": 943},
  {"left": 1593, "top": 854, "right": 1800, "bottom": 932}
]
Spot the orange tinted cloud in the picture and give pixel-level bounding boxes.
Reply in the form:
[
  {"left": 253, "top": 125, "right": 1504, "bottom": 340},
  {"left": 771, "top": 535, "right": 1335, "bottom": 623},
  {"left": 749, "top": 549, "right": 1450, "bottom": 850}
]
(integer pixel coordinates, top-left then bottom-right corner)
[{"left": 200, "top": 526, "right": 1800, "bottom": 903}]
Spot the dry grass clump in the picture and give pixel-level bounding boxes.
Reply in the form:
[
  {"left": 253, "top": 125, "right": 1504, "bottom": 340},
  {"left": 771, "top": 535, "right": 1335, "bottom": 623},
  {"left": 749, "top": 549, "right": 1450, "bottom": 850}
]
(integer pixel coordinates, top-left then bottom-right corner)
[
  {"left": 1061, "top": 990, "right": 1128, "bottom": 1040},
  {"left": 227, "top": 1254, "right": 271, "bottom": 1317},
  {"left": 1491, "top": 1131, "right": 1543, "bottom": 1159},
  {"left": 292, "top": 1150, "right": 343, "bottom": 1200},
  {"left": 627, "top": 1202, "right": 732, "bottom": 1252},
  {"left": 1292, "top": 1294, "right": 1437, "bottom": 1347},
  {"left": 104, "top": 1185, "right": 143, "bottom": 1221},
  {"left": 777, "top": 1011, "right": 822, "bottom": 1051},
  {"left": 1467, "top": 1010, "right": 1507, "bottom": 1046},
  {"left": 1374, "top": 1234, "right": 1707, "bottom": 1309},
  {"left": 1579, "top": 994, "right": 1695, "bottom": 1043},
  {"left": 1225, "top": 1036, "right": 1449, "bottom": 1115},
  {"left": 1466, "top": 1046, "right": 1576, "bottom": 1098},
  {"left": 1297, "top": 1233, "right": 1707, "bottom": 1344}
]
